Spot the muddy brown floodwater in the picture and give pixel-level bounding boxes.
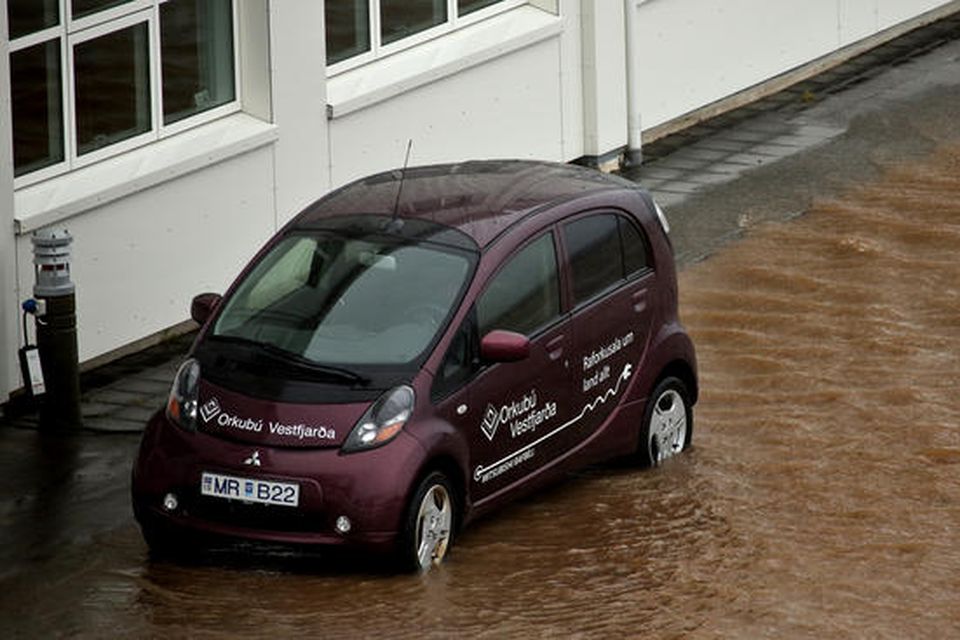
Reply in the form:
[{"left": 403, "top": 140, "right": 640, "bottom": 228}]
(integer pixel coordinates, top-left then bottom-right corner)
[{"left": 8, "top": 145, "right": 960, "bottom": 639}]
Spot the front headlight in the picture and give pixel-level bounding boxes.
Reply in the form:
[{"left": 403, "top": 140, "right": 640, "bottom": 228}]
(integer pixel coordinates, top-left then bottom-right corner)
[
  {"left": 166, "top": 359, "right": 200, "bottom": 431},
  {"left": 341, "top": 385, "right": 415, "bottom": 453}
]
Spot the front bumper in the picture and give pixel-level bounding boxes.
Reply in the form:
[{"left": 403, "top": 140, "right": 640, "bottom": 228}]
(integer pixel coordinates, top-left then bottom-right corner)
[{"left": 131, "top": 411, "right": 426, "bottom": 552}]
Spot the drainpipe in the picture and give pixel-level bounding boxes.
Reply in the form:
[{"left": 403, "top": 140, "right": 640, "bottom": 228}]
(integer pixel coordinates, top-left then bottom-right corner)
[{"left": 624, "top": 0, "right": 643, "bottom": 166}]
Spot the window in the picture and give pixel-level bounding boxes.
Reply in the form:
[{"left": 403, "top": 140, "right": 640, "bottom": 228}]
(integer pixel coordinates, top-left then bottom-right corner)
[
  {"left": 619, "top": 215, "right": 651, "bottom": 276},
  {"left": 565, "top": 214, "right": 622, "bottom": 304},
  {"left": 326, "top": 0, "right": 521, "bottom": 67},
  {"left": 563, "top": 213, "right": 652, "bottom": 306},
  {"left": 8, "top": 0, "right": 237, "bottom": 183},
  {"left": 477, "top": 233, "right": 560, "bottom": 337},
  {"left": 380, "top": 0, "right": 446, "bottom": 46},
  {"left": 214, "top": 232, "right": 473, "bottom": 366}
]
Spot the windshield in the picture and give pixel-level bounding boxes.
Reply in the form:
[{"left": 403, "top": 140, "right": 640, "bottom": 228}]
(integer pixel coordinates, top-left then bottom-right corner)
[{"left": 212, "top": 229, "right": 474, "bottom": 367}]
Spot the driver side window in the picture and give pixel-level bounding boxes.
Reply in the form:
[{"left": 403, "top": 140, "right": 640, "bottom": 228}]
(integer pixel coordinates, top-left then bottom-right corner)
[
  {"left": 476, "top": 232, "right": 561, "bottom": 337},
  {"left": 432, "top": 232, "right": 561, "bottom": 401}
]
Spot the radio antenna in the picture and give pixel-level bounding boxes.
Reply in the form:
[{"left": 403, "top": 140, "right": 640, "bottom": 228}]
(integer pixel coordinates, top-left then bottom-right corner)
[{"left": 391, "top": 139, "right": 413, "bottom": 222}]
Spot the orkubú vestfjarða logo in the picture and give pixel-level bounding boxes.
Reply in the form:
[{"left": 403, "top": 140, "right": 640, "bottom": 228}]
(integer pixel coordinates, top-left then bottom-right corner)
[
  {"left": 480, "top": 390, "right": 556, "bottom": 442},
  {"left": 481, "top": 404, "right": 500, "bottom": 441},
  {"left": 200, "top": 397, "right": 221, "bottom": 423},
  {"left": 198, "top": 397, "right": 336, "bottom": 440}
]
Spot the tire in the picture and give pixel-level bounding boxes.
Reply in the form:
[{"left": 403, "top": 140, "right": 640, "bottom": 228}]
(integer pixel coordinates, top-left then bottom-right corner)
[
  {"left": 638, "top": 376, "right": 693, "bottom": 468},
  {"left": 135, "top": 509, "right": 196, "bottom": 560},
  {"left": 399, "top": 471, "right": 456, "bottom": 572},
  {"left": 140, "top": 522, "right": 182, "bottom": 559}
]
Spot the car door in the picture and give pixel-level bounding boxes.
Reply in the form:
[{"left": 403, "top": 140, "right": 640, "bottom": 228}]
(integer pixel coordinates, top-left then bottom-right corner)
[
  {"left": 561, "top": 211, "right": 654, "bottom": 447},
  {"left": 433, "top": 230, "right": 576, "bottom": 503}
]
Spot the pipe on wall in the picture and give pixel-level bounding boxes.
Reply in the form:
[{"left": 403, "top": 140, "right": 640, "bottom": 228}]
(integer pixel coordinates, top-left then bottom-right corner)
[{"left": 624, "top": 0, "right": 643, "bottom": 166}]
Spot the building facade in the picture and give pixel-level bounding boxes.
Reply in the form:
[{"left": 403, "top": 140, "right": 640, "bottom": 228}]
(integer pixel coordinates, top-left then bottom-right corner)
[{"left": 1, "top": 0, "right": 956, "bottom": 403}]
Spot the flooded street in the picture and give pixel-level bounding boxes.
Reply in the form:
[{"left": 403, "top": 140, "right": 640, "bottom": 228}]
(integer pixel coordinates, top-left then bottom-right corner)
[
  {"left": 2, "top": 141, "right": 956, "bottom": 638},
  {"left": 676, "top": 142, "right": 960, "bottom": 637}
]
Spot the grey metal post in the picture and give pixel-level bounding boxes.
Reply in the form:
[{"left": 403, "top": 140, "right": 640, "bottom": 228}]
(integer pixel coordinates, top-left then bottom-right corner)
[{"left": 32, "top": 229, "right": 82, "bottom": 429}]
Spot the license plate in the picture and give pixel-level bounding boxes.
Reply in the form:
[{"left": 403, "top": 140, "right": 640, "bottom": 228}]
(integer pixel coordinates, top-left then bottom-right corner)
[{"left": 201, "top": 472, "right": 300, "bottom": 507}]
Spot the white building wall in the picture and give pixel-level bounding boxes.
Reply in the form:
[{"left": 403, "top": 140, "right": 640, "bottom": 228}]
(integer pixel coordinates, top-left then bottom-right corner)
[
  {"left": 632, "top": 0, "right": 957, "bottom": 131},
  {"left": 13, "top": 148, "right": 276, "bottom": 362},
  {"left": 329, "top": 37, "right": 566, "bottom": 187},
  {"left": 326, "top": 2, "right": 575, "bottom": 187},
  {"left": 878, "top": 0, "right": 954, "bottom": 26},
  {"left": 2, "top": 0, "right": 956, "bottom": 402}
]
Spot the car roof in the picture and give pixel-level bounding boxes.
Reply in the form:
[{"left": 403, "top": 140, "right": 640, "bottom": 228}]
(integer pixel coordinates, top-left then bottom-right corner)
[{"left": 292, "top": 160, "right": 644, "bottom": 248}]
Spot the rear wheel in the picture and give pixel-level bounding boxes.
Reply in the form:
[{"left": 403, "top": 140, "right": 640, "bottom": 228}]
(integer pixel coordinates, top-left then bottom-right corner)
[
  {"left": 400, "top": 471, "right": 456, "bottom": 571},
  {"left": 639, "top": 377, "right": 692, "bottom": 467}
]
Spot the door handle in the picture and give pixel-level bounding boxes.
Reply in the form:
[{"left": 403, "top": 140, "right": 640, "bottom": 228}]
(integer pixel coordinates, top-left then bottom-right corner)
[
  {"left": 632, "top": 289, "right": 648, "bottom": 313},
  {"left": 546, "top": 335, "right": 565, "bottom": 361}
]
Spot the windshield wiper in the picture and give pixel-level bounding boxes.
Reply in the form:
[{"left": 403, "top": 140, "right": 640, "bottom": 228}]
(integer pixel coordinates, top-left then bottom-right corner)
[{"left": 210, "top": 335, "right": 370, "bottom": 386}]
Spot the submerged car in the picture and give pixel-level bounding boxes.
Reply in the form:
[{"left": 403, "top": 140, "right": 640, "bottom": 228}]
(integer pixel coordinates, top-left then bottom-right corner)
[{"left": 131, "top": 160, "right": 697, "bottom": 570}]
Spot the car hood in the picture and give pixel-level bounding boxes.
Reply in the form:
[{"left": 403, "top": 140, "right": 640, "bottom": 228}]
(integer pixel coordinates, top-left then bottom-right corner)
[{"left": 196, "top": 379, "right": 368, "bottom": 448}]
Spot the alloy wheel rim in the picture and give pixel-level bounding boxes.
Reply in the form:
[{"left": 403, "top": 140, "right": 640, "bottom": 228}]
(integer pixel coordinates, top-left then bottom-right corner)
[
  {"left": 415, "top": 484, "right": 452, "bottom": 569},
  {"left": 649, "top": 389, "right": 687, "bottom": 464}
]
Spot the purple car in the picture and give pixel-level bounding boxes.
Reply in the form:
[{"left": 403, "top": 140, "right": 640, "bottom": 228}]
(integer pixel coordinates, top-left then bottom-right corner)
[{"left": 131, "top": 160, "right": 697, "bottom": 571}]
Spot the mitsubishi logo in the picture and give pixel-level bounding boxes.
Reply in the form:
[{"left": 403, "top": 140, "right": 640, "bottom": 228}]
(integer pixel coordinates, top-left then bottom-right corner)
[{"left": 243, "top": 451, "right": 262, "bottom": 466}]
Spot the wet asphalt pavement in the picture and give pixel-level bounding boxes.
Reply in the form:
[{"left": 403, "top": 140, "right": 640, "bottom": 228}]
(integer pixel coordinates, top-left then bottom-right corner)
[{"left": 2, "top": 15, "right": 959, "bottom": 639}]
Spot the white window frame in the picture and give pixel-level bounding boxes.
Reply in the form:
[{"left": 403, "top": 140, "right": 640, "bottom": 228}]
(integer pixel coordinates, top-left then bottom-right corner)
[
  {"left": 67, "top": 8, "right": 157, "bottom": 170},
  {"left": 10, "top": 0, "right": 242, "bottom": 189},
  {"left": 327, "top": 0, "right": 526, "bottom": 76},
  {"left": 67, "top": 0, "right": 153, "bottom": 32}
]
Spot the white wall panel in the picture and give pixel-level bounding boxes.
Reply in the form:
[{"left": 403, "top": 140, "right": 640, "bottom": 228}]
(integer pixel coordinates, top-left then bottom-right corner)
[
  {"left": 633, "top": 0, "right": 955, "bottom": 131},
  {"left": 839, "top": 0, "right": 879, "bottom": 44},
  {"left": 878, "top": 0, "right": 953, "bottom": 28},
  {"left": 14, "top": 149, "right": 275, "bottom": 363},
  {"left": 269, "top": 2, "right": 331, "bottom": 226},
  {"left": 634, "top": 0, "right": 839, "bottom": 130},
  {"left": 328, "top": 38, "right": 565, "bottom": 188}
]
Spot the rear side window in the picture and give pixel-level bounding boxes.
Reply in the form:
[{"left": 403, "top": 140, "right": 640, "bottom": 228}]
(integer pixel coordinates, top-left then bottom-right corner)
[
  {"left": 563, "top": 212, "right": 652, "bottom": 306},
  {"left": 564, "top": 214, "right": 621, "bottom": 303},
  {"left": 477, "top": 233, "right": 560, "bottom": 337},
  {"left": 619, "top": 215, "right": 651, "bottom": 276}
]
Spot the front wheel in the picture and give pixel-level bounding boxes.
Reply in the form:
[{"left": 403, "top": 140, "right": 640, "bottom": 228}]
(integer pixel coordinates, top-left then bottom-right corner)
[
  {"left": 399, "top": 471, "right": 456, "bottom": 572},
  {"left": 639, "top": 377, "right": 693, "bottom": 467},
  {"left": 139, "top": 520, "right": 195, "bottom": 560}
]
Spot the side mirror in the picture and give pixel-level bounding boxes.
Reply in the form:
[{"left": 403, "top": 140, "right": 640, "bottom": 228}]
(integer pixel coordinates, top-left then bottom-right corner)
[
  {"left": 190, "top": 292, "right": 222, "bottom": 326},
  {"left": 480, "top": 330, "right": 530, "bottom": 363}
]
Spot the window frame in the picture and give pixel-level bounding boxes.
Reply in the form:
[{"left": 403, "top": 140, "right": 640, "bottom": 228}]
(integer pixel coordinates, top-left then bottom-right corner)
[
  {"left": 9, "top": 0, "right": 242, "bottom": 188},
  {"left": 67, "top": 9, "right": 157, "bottom": 170},
  {"left": 326, "top": 0, "right": 526, "bottom": 76},
  {"left": 9, "top": 34, "right": 68, "bottom": 185},
  {"left": 68, "top": 0, "right": 153, "bottom": 33}
]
